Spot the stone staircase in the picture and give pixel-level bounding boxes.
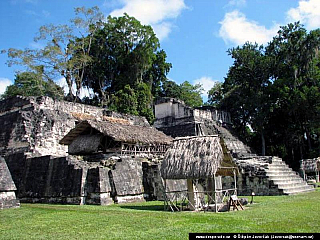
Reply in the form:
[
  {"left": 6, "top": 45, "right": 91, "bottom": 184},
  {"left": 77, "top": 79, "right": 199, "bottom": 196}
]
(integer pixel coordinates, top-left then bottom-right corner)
[
  {"left": 211, "top": 121, "right": 314, "bottom": 195},
  {"left": 266, "top": 157, "right": 314, "bottom": 195}
]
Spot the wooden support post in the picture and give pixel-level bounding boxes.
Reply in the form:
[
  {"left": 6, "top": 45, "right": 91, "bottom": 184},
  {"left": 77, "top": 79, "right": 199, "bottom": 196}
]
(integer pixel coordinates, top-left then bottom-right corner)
[
  {"left": 233, "top": 168, "right": 237, "bottom": 195},
  {"left": 163, "top": 179, "right": 167, "bottom": 211},
  {"left": 187, "top": 179, "right": 195, "bottom": 211},
  {"left": 214, "top": 174, "right": 217, "bottom": 213},
  {"left": 207, "top": 177, "right": 214, "bottom": 204}
]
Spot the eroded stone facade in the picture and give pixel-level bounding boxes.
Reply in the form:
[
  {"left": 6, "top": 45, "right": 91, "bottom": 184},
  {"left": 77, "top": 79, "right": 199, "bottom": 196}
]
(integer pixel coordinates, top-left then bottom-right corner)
[
  {"left": 0, "top": 96, "right": 186, "bottom": 205},
  {"left": 0, "top": 156, "right": 20, "bottom": 209}
]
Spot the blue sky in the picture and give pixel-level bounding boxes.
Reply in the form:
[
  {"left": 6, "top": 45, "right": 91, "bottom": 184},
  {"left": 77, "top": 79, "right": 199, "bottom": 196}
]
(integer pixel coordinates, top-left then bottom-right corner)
[{"left": 1, "top": 0, "right": 320, "bottom": 100}]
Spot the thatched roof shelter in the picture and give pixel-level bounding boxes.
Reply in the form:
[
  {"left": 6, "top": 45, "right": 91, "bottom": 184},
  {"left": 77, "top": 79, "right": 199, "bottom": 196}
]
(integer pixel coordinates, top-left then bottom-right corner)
[
  {"left": 161, "top": 136, "right": 237, "bottom": 179},
  {"left": 300, "top": 158, "right": 320, "bottom": 173},
  {"left": 60, "top": 120, "right": 173, "bottom": 146}
]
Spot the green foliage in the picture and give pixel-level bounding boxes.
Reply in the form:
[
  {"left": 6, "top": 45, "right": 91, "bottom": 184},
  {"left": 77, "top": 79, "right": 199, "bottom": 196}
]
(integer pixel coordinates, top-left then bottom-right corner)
[
  {"left": 2, "top": 6, "right": 104, "bottom": 100},
  {"left": 1, "top": 71, "right": 64, "bottom": 100},
  {"left": 217, "top": 22, "right": 320, "bottom": 164},
  {"left": 77, "top": 12, "right": 171, "bottom": 120},
  {"left": 207, "top": 82, "right": 223, "bottom": 108},
  {"left": 161, "top": 80, "right": 182, "bottom": 99},
  {"left": 80, "top": 13, "right": 170, "bottom": 104},
  {"left": 136, "top": 82, "right": 154, "bottom": 123},
  {"left": 179, "top": 81, "right": 203, "bottom": 107},
  {"left": 2, "top": 6, "right": 172, "bottom": 123},
  {"left": 161, "top": 80, "right": 204, "bottom": 108},
  {"left": 108, "top": 83, "right": 155, "bottom": 123},
  {"left": 144, "top": 50, "right": 172, "bottom": 99},
  {"left": 109, "top": 85, "right": 138, "bottom": 116}
]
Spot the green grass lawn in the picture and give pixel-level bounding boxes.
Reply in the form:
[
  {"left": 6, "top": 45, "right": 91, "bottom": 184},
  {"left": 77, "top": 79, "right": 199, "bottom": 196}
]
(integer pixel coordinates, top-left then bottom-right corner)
[{"left": 1, "top": 190, "right": 319, "bottom": 240}]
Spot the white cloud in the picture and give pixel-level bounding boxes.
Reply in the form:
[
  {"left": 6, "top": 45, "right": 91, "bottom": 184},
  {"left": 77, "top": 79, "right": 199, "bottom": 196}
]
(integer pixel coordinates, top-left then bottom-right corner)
[
  {"left": 219, "top": 10, "right": 279, "bottom": 46},
  {"left": 227, "top": 0, "right": 246, "bottom": 7},
  {"left": 192, "top": 76, "right": 219, "bottom": 100},
  {"left": 56, "top": 77, "right": 93, "bottom": 99},
  {"left": 109, "top": 0, "right": 187, "bottom": 40},
  {"left": 152, "top": 22, "right": 173, "bottom": 41},
  {"left": 57, "top": 77, "right": 69, "bottom": 95},
  {"left": 0, "top": 78, "right": 13, "bottom": 95},
  {"left": 287, "top": 0, "right": 320, "bottom": 29}
]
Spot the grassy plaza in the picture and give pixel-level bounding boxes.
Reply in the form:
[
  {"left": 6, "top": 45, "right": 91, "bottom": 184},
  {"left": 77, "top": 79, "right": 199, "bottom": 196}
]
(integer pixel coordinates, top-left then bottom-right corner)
[{"left": 1, "top": 189, "right": 319, "bottom": 239}]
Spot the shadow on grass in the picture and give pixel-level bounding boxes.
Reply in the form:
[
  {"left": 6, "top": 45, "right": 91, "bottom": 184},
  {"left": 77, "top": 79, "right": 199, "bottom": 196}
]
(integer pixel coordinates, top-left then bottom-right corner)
[{"left": 120, "top": 204, "right": 165, "bottom": 211}]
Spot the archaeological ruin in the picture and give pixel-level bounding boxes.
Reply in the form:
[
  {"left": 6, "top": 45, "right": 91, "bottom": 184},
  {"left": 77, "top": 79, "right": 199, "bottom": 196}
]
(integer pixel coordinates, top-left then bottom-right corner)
[
  {"left": 0, "top": 95, "right": 315, "bottom": 208},
  {"left": 0, "top": 96, "right": 185, "bottom": 205},
  {"left": 154, "top": 97, "right": 314, "bottom": 196},
  {"left": 0, "top": 156, "right": 20, "bottom": 209}
]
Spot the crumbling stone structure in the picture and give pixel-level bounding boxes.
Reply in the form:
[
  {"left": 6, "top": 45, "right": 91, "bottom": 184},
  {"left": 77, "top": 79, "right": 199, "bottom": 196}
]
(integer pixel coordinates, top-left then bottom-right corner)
[
  {"left": 0, "top": 156, "right": 20, "bottom": 209},
  {"left": 0, "top": 96, "right": 185, "bottom": 205},
  {"left": 154, "top": 98, "right": 231, "bottom": 137},
  {"left": 154, "top": 98, "right": 314, "bottom": 195}
]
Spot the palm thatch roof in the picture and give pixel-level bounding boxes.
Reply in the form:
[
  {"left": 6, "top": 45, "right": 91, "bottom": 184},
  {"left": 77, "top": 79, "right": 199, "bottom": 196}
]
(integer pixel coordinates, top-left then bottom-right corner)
[
  {"left": 300, "top": 158, "right": 320, "bottom": 172},
  {"left": 161, "top": 136, "right": 237, "bottom": 179},
  {"left": 60, "top": 120, "right": 173, "bottom": 146}
]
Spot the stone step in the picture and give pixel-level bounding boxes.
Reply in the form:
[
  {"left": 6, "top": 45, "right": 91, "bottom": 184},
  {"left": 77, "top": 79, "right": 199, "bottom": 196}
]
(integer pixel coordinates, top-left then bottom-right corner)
[
  {"left": 266, "top": 171, "right": 299, "bottom": 177},
  {"left": 268, "top": 168, "right": 294, "bottom": 173},
  {"left": 267, "top": 175, "right": 304, "bottom": 181},
  {"left": 284, "top": 187, "right": 315, "bottom": 195},
  {"left": 268, "top": 164, "right": 290, "bottom": 169},
  {"left": 272, "top": 178, "right": 304, "bottom": 185},
  {"left": 217, "top": 124, "right": 314, "bottom": 195},
  {"left": 266, "top": 167, "right": 294, "bottom": 173},
  {"left": 271, "top": 158, "right": 284, "bottom": 163},
  {"left": 276, "top": 182, "right": 310, "bottom": 189}
]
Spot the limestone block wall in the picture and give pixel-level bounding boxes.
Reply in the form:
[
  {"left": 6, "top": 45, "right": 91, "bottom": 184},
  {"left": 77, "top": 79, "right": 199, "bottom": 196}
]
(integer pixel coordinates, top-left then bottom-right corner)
[
  {"left": 0, "top": 96, "right": 187, "bottom": 205},
  {"left": 155, "top": 98, "right": 194, "bottom": 119},
  {"left": 110, "top": 157, "right": 145, "bottom": 203},
  {"left": 142, "top": 161, "right": 187, "bottom": 201},
  {"left": 4, "top": 152, "right": 185, "bottom": 205},
  {"left": 0, "top": 96, "right": 77, "bottom": 157},
  {"left": 0, "top": 96, "right": 150, "bottom": 158},
  {"left": 0, "top": 157, "right": 20, "bottom": 209},
  {"left": 155, "top": 98, "right": 231, "bottom": 123},
  {"left": 5, "top": 154, "right": 94, "bottom": 204}
]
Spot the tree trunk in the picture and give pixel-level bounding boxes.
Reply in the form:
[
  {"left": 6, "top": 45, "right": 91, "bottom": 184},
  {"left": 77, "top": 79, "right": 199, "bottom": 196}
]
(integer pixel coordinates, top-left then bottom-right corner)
[
  {"left": 261, "top": 131, "right": 266, "bottom": 156},
  {"left": 299, "top": 138, "right": 304, "bottom": 160},
  {"left": 65, "top": 72, "right": 75, "bottom": 101},
  {"left": 306, "top": 130, "right": 312, "bottom": 153}
]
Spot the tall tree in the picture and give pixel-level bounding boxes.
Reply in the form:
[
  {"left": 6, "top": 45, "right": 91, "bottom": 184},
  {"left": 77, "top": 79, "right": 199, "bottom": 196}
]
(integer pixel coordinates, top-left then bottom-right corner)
[
  {"left": 2, "top": 6, "right": 104, "bottom": 100},
  {"left": 207, "top": 82, "right": 223, "bottom": 108},
  {"left": 222, "top": 42, "right": 272, "bottom": 154},
  {"left": 218, "top": 22, "right": 320, "bottom": 165},
  {"left": 1, "top": 71, "right": 64, "bottom": 100},
  {"left": 161, "top": 80, "right": 203, "bottom": 107},
  {"left": 179, "top": 81, "right": 204, "bottom": 108},
  {"left": 266, "top": 22, "right": 320, "bottom": 160},
  {"left": 80, "top": 13, "right": 170, "bottom": 106},
  {"left": 109, "top": 84, "right": 138, "bottom": 116}
]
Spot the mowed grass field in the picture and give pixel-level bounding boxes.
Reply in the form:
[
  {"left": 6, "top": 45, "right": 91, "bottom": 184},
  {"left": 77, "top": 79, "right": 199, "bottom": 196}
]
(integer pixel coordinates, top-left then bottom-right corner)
[{"left": 0, "top": 189, "right": 319, "bottom": 240}]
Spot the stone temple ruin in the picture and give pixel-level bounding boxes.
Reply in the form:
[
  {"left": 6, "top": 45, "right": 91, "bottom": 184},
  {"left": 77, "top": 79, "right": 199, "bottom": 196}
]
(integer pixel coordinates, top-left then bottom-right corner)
[
  {"left": 0, "top": 96, "right": 185, "bottom": 205},
  {"left": 154, "top": 98, "right": 314, "bottom": 196},
  {"left": 0, "top": 96, "right": 315, "bottom": 208}
]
